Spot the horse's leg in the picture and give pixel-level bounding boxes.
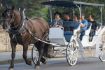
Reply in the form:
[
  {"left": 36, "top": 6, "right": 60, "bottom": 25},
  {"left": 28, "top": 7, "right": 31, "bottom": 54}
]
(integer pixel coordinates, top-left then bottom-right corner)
[
  {"left": 9, "top": 41, "right": 17, "bottom": 70},
  {"left": 23, "top": 44, "right": 32, "bottom": 65},
  {"left": 43, "top": 44, "right": 48, "bottom": 57},
  {"left": 41, "top": 44, "right": 47, "bottom": 64},
  {"left": 35, "top": 42, "right": 45, "bottom": 67}
]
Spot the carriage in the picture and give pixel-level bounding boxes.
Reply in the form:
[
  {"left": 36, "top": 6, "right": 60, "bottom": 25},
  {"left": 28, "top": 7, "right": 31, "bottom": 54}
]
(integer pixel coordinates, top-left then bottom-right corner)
[{"left": 31, "top": 1, "right": 105, "bottom": 66}]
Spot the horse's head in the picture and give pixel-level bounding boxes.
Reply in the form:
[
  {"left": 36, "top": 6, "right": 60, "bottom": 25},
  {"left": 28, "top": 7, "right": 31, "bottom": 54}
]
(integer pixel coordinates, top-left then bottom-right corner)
[{"left": 2, "top": 6, "right": 21, "bottom": 31}]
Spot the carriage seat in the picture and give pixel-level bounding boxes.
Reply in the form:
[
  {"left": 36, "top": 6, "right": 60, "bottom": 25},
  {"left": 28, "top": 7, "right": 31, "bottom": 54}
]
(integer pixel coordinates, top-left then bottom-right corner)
[
  {"left": 63, "top": 21, "right": 80, "bottom": 42},
  {"left": 49, "top": 28, "right": 67, "bottom": 45}
]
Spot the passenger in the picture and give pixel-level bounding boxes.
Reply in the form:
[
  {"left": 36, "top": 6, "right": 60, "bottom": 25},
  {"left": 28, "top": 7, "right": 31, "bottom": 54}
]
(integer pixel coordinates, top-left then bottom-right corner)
[
  {"left": 80, "top": 14, "right": 88, "bottom": 41},
  {"left": 52, "top": 12, "right": 63, "bottom": 28},
  {"left": 63, "top": 13, "right": 73, "bottom": 32},
  {"left": 73, "top": 14, "right": 79, "bottom": 23},
  {"left": 63, "top": 13, "right": 72, "bottom": 21},
  {"left": 73, "top": 14, "right": 80, "bottom": 29},
  {"left": 63, "top": 13, "right": 73, "bottom": 42},
  {"left": 88, "top": 15, "right": 98, "bottom": 42}
]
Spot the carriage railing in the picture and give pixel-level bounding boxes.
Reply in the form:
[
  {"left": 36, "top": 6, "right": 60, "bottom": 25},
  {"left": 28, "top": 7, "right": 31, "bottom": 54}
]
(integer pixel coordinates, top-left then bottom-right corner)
[
  {"left": 102, "top": 34, "right": 105, "bottom": 43},
  {"left": 71, "top": 24, "right": 105, "bottom": 58},
  {"left": 70, "top": 23, "right": 105, "bottom": 49}
]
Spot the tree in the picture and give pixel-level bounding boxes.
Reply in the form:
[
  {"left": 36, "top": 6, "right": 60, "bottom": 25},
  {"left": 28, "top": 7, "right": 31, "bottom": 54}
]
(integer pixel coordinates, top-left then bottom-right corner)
[
  {"left": 53, "top": 0, "right": 105, "bottom": 24},
  {"left": 0, "top": 0, "right": 105, "bottom": 24}
]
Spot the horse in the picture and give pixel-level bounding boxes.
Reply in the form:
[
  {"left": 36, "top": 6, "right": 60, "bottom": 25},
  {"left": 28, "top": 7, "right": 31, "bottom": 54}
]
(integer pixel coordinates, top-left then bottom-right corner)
[{"left": 2, "top": 6, "right": 49, "bottom": 70}]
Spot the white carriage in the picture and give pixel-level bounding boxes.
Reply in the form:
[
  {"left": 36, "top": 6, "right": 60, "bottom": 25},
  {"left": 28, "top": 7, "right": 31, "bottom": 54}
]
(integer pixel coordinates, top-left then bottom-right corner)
[
  {"left": 32, "top": 1, "right": 105, "bottom": 66},
  {"left": 48, "top": 24, "right": 105, "bottom": 65}
]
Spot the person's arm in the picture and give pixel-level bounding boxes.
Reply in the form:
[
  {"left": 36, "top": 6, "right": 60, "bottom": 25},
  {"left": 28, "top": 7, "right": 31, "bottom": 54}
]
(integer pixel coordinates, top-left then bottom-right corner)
[
  {"left": 58, "top": 20, "right": 63, "bottom": 26},
  {"left": 80, "top": 23, "right": 85, "bottom": 27},
  {"left": 95, "top": 21, "right": 99, "bottom": 30},
  {"left": 80, "top": 20, "right": 88, "bottom": 28}
]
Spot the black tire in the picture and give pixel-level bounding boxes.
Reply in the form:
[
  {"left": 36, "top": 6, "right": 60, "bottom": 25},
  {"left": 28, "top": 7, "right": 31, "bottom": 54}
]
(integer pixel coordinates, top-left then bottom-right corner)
[
  {"left": 66, "top": 40, "right": 78, "bottom": 66},
  {"left": 32, "top": 45, "right": 39, "bottom": 64}
]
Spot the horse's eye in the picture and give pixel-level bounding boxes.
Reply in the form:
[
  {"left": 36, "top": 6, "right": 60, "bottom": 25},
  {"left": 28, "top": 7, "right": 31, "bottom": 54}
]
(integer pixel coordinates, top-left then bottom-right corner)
[
  {"left": 10, "top": 15, "right": 13, "bottom": 18},
  {"left": 2, "top": 13, "right": 5, "bottom": 17}
]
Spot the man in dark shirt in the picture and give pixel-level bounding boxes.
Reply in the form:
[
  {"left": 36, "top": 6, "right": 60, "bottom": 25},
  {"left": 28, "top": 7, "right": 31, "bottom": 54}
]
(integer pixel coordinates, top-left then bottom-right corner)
[
  {"left": 88, "top": 15, "right": 98, "bottom": 41},
  {"left": 63, "top": 13, "right": 73, "bottom": 42},
  {"left": 63, "top": 13, "right": 73, "bottom": 31}
]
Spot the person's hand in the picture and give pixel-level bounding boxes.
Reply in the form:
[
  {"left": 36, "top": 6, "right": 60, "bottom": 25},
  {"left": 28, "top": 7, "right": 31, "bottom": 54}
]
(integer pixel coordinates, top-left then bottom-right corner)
[
  {"left": 58, "top": 25, "right": 64, "bottom": 30},
  {"left": 55, "top": 25, "right": 64, "bottom": 29},
  {"left": 80, "top": 23, "right": 85, "bottom": 27}
]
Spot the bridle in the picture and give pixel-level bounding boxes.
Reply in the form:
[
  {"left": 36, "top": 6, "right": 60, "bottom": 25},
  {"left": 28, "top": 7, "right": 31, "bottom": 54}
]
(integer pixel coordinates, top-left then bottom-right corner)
[
  {"left": 2, "top": 9, "right": 24, "bottom": 34},
  {"left": 2, "top": 8, "right": 28, "bottom": 43}
]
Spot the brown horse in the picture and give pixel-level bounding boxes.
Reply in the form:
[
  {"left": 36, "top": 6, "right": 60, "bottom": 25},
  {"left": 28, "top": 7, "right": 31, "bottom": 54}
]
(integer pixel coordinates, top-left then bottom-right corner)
[{"left": 2, "top": 6, "right": 49, "bottom": 70}]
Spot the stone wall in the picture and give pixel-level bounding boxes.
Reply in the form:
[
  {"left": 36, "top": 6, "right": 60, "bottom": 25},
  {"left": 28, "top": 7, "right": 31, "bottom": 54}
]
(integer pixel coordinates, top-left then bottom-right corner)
[{"left": 0, "top": 26, "right": 32, "bottom": 52}]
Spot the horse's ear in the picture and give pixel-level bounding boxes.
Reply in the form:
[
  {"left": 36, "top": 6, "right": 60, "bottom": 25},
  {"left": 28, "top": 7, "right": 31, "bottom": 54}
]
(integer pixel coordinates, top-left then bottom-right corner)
[{"left": 11, "top": 5, "right": 15, "bottom": 10}]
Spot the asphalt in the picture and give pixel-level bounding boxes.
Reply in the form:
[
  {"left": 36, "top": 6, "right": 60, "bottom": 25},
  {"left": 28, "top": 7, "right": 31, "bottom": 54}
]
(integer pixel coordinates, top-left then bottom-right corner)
[
  {"left": 0, "top": 51, "right": 32, "bottom": 65},
  {"left": 0, "top": 48, "right": 102, "bottom": 65}
]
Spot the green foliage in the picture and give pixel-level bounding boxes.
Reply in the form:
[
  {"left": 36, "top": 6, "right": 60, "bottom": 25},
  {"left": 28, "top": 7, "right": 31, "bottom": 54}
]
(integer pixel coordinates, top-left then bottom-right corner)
[
  {"left": 0, "top": 0, "right": 48, "bottom": 19},
  {"left": 75, "top": 0, "right": 105, "bottom": 24},
  {"left": 54, "top": 0, "right": 105, "bottom": 24},
  {"left": 0, "top": 0, "right": 105, "bottom": 24}
]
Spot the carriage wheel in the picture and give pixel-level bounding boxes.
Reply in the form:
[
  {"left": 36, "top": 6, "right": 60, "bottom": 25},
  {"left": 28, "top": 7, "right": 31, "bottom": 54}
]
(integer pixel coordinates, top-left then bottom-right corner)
[
  {"left": 32, "top": 45, "right": 39, "bottom": 64},
  {"left": 99, "top": 43, "right": 105, "bottom": 62},
  {"left": 66, "top": 40, "right": 78, "bottom": 66}
]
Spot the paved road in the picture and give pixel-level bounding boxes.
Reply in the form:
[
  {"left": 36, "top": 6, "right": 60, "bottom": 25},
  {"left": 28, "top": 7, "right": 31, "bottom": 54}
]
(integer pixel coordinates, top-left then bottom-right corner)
[{"left": 0, "top": 57, "right": 105, "bottom": 70}]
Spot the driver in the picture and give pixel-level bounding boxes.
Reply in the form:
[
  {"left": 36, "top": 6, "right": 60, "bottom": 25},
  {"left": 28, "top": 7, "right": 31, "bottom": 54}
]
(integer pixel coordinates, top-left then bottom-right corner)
[{"left": 52, "top": 12, "right": 63, "bottom": 29}]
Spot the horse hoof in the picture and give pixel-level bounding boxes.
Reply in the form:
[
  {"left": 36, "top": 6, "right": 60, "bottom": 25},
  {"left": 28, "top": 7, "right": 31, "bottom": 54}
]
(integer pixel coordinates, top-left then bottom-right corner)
[
  {"left": 41, "top": 57, "right": 47, "bottom": 64},
  {"left": 26, "top": 60, "right": 32, "bottom": 65},
  {"left": 36, "top": 66, "right": 40, "bottom": 70},
  {"left": 9, "top": 68, "right": 14, "bottom": 70}
]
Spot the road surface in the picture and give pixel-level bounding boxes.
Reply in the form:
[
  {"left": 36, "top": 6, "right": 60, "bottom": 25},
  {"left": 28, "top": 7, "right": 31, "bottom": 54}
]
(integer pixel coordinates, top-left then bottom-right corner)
[{"left": 0, "top": 57, "right": 105, "bottom": 70}]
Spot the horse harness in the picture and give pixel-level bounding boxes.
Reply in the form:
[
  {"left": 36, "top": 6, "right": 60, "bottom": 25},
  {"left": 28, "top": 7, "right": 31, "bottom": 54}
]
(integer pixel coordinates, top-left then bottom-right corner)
[
  {"left": 9, "top": 17, "right": 49, "bottom": 44},
  {"left": 3, "top": 9, "right": 49, "bottom": 44}
]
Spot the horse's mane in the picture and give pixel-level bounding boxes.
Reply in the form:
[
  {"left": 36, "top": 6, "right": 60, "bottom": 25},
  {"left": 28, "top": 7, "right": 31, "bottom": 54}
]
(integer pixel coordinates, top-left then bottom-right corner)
[
  {"left": 13, "top": 10, "right": 22, "bottom": 25},
  {"left": 29, "top": 17, "right": 48, "bottom": 25}
]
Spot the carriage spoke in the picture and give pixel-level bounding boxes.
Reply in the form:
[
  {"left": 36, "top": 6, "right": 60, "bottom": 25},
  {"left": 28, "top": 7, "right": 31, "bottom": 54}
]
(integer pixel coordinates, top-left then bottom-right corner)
[
  {"left": 99, "top": 45, "right": 105, "bottom": 62},
  {"left": 32, "top": 46, "right": 39, "bottom": 64},
  {"left": 66, "top": 40, "right": 78, "bottom": 66}
]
